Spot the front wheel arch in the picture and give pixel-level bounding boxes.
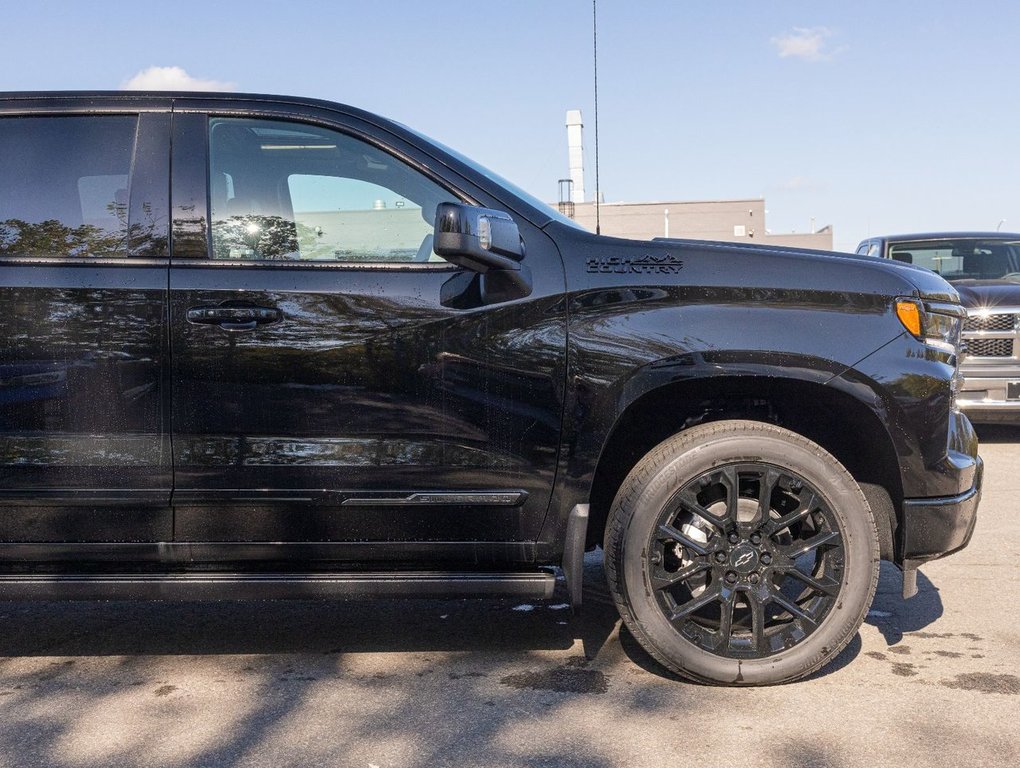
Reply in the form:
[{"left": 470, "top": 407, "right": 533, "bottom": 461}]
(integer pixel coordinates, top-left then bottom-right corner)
[{"left": 586, "top": 375, "right": 901, "bottom": 559}]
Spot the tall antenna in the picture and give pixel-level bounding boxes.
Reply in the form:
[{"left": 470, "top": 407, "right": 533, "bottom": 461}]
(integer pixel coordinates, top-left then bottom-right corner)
[{"left": 593, "top": 0, "right": 601, "bottom": 235}]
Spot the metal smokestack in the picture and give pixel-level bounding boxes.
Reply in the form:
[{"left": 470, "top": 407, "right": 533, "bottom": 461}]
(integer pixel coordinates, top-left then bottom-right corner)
[{"left": 565, "top": 109, "right": 586, "bottom": 204}]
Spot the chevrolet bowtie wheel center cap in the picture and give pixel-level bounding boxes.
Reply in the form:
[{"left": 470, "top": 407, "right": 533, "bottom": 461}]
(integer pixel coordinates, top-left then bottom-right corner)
[{"left": 729, "top": 544, "right": 760, "bottom": 574}]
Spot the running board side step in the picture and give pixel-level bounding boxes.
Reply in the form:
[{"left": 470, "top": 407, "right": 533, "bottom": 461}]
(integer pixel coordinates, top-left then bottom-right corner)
[{"left": 0, "top": 571, "right": 556, "bottom": 601}]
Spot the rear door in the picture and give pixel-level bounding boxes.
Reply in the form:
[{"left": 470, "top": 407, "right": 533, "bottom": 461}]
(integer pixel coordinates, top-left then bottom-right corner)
[
  {"left": 168, "top": 101, "right": 566, "bottom": 564},
  {"left": 0, "top": 101, "right": 172, "bottom": 547}
]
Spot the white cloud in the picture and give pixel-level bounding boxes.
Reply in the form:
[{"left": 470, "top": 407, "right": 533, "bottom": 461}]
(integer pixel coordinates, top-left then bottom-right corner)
[
  {"left": 770, "top": 27, "right": 839, "bottom": 62},
  {"left": 121, "top": 66, "right": 235, "bottom": 92}
]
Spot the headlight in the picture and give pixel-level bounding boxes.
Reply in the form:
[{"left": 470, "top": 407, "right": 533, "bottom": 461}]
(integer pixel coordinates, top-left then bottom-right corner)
[
  {"left": 896, "top": 299, "right": 965, "bottom": 409},
  {"left": 895, "top": 299, "right": 964, "bottom": 355}
]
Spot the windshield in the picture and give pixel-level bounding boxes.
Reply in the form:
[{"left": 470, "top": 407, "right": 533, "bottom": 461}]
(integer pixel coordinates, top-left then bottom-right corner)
[
  {"left": 398, "top": 124, "right": 585, "bottom": 230},
  {"left": 888, "top": 239, "right": 1020, "bottom": 281}
]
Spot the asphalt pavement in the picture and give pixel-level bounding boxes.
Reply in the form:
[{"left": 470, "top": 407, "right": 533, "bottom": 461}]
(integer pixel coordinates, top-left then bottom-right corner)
[{"left": 0, "top": 426, "right": 1017, "bottom": 767}]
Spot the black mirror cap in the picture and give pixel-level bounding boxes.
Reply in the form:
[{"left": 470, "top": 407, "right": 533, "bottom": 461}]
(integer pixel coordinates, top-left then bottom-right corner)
[
  {"left": 481, "top": 263, "right": 533, "bottom": 304},
  {"left": 434, "top": 202, "right": 524, "bottom": 273},
  {"left": 439, "top": 265, "right": 533, "bottom": 309}
]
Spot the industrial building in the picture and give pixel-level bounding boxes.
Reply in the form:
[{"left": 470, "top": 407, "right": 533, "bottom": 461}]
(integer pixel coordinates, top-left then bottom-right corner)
[{"left": 556, "top": 110, "right": 833, "bottom": 251}]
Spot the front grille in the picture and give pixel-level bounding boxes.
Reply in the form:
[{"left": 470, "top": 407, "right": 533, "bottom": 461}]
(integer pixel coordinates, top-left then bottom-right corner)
[
  {"left": 964, "top": 312, "right": 1017, "bottom": 332},
  {"left": 965, "top": 338, "right": 1014, "bottom": 357}
]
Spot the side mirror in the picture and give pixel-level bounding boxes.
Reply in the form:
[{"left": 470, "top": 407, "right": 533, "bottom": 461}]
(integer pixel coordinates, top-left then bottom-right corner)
[
  {"left": 433, "top": 203, "right": 525, "bottom": 272},
  {"left": 434, "top": 203, "right": 531, "bottom": 306}
]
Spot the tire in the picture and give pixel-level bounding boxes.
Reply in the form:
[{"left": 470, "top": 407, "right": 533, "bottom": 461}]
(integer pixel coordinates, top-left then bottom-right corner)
[{"left": 604, "top": 419, "right": 879, "bottom": 686}]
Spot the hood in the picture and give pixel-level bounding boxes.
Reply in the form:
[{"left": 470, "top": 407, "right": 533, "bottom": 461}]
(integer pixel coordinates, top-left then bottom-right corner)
[
  {"left": 554, "top": 224, "right": 965, "bottom": 305},
  {"left": 647, "top": 235, "right": 961, "bottom": 303},
  {"left": 950, "top": 279, "right": 1020, "bottom": 309},
  {"left": 840, "top": 250, "right": 961, "bottom": 303}
]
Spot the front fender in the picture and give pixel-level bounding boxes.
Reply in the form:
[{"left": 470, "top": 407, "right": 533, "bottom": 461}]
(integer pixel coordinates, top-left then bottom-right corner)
[{"left": 554, "top": 283, "right": 903, "bottom": 506}]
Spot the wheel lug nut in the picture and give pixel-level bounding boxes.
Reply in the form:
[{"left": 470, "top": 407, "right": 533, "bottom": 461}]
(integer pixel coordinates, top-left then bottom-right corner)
[
  {"left": 715, "top": 551, "right": 727, "bottom": 563},
  {"left": 761, "top": 553, "right": 772, "bottom": 565},
  {"left": 749, "top": 573, "right": 760, "bottom": 585},
  {"left": 725, "top": 571, "right": 737, "bottom": 584},
  {"left": 750, "top": 532, "right": 762, "bottom": 545},
  {"left": 728, "top": 533, "right": 739, "bottom": 544}
]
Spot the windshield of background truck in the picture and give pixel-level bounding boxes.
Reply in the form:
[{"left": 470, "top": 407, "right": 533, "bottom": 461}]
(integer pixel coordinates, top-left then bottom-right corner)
[{"left": 889, "top": 240, "right": 1020, "bottom": 281}]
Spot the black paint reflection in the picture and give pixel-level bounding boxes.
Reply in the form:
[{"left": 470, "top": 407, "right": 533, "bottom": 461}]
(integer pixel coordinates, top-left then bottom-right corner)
[
  {"left": 170, "top": 263, "right": 566, "bottom": 541},
  {"left": 0, "top": 275, "right": 168, "bottom": 494},
  {"left": 174, "top": 282, "right": 564, "bottom": 464},
  {"left": 175, "top": 435, "right": 521, "bottom": 469}
]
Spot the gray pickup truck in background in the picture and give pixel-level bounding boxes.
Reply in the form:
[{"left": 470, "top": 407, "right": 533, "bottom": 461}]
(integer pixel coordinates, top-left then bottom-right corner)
[{"left": 857, "top": 232, "right": 1020, "bottom": 423}]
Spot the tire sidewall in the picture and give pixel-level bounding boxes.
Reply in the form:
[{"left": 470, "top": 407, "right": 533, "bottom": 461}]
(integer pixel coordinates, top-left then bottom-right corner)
[{"left": 614, "top": 426, "right": 877, "bottom": 685}]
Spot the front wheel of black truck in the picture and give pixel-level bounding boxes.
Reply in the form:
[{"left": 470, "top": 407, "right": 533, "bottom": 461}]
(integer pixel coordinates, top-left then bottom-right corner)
[{"left": 604, "top": 420, "right": 880, "bottom": 685}]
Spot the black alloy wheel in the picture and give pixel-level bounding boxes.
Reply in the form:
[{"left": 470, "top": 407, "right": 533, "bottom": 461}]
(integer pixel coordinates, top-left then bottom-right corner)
[
  {"left": 605, "top": 420, "right": 879, "bottom": 686},
  {"left": 649, "top": 463, "right": 844, "bottom": 659}
]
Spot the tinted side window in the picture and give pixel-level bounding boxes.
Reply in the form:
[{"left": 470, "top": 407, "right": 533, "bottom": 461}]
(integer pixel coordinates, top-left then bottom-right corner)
[
  {"left": 855, "top": 241, "right": 879, "bottom": 257},
  {"left": 208, "top": 118, "right": 459, "bottom": 263},
  {"left": 0, "top": 116, "right": 137, "bottom": 259}
]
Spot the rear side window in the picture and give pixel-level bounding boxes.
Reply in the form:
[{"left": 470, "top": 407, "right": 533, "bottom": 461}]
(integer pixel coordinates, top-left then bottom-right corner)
[{"left": 0, "top": 116, "right": 137, "bottom": 259}]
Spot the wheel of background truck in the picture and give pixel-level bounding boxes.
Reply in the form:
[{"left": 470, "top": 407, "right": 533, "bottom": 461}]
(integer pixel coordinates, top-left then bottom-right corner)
[{"left": 604, "top": 419, "right": 879, "bottom": 685}]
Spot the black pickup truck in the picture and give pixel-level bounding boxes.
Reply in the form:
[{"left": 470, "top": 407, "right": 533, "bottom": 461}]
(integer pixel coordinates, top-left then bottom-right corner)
[{"left": 0, "top": 92, "right": 980, "bottom": 685}]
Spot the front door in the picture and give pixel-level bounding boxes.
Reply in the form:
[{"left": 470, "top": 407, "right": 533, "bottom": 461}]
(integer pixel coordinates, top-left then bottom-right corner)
[{"left": 168, "top": 106, "right": 566, "bottom": 565}]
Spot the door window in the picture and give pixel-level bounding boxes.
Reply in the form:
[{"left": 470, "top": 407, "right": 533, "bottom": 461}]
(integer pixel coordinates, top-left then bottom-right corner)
[
  {"left": 855, "top": 241, "right": 879, "bottom": 257},
  {"left": 208, "top": 118, "right": 459, "bottom": 263},
  {"left": 0, "top": 116, "right": 137, "bottom": 259}
]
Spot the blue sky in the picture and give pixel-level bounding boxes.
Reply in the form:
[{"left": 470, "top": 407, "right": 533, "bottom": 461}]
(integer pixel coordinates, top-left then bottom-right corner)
[{"left": 2, "top": 1, "right": 1017, "bottom": 251}]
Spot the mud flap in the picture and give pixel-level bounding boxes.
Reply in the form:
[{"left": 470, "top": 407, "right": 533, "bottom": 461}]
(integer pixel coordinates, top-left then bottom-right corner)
[
  {"left": 562, "top": 503, "right": 590, "bottom": 613},
  {"left": 902, "top": 566, "right": 918, "bottom": 599}
]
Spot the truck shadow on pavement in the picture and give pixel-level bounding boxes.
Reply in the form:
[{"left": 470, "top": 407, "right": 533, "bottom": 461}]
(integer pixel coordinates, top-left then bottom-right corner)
[
  {"left": 973, "top": 423, "right": 1020, "bottom": 443},
  {"left": 604, "top": 557, "right": 946, "bottom": 682},
  {"left": 0, "top": 594, "right": 583, "bottom": 658},
  {"left": 0, "top": 551, "right": 945, "bottom": 676},
  {"left": 0, "top": 554, "right": 610, "bottom": 661},
  {"left": 865, "top": 562, "right": 944, "bottom": 646}
]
